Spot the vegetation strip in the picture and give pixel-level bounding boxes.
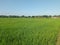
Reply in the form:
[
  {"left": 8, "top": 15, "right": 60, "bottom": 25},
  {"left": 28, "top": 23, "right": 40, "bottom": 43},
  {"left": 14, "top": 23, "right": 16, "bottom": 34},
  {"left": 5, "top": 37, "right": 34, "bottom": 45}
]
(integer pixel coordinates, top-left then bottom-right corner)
[{"left": 56, "top": 31, "right": 60, "bottom": 45}]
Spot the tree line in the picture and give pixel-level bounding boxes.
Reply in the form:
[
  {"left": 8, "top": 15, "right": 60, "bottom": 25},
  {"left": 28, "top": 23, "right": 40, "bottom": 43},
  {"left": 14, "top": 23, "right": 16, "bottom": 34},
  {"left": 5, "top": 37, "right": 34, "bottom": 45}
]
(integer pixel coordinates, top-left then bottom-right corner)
[{"left": 0, "top": 15, "right": 60, "bottom": 18}]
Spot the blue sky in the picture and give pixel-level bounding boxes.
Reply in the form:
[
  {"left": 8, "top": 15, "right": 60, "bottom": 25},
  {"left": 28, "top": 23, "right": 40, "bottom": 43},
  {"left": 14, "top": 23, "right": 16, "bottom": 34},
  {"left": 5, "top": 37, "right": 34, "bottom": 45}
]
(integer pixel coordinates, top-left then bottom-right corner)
[{"left": 0, "top": 0, "right": 60, "bottom": 16}]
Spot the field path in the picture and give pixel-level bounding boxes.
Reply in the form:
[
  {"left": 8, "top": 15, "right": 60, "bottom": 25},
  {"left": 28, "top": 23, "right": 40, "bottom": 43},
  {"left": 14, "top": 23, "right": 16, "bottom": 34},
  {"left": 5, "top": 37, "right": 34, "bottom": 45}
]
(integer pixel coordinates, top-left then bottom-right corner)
[{"left": 56, "top": 32, "right": 60, "bottom": 45}]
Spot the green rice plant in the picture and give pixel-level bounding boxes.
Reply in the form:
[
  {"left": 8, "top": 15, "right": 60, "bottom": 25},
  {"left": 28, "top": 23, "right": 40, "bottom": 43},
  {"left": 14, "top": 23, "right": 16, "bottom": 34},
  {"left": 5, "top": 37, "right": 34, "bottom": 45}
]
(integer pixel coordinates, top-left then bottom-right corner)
[{"left": 0, "top": 18, "right": 60, "bottom": 45}]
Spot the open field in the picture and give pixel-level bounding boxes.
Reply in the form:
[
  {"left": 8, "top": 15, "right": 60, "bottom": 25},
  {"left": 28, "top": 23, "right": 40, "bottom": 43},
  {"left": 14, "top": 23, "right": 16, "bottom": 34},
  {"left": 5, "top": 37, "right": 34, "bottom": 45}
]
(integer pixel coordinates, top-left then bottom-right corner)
[{"left": 0, "top": 18, "right": 60, "bottom": 45}]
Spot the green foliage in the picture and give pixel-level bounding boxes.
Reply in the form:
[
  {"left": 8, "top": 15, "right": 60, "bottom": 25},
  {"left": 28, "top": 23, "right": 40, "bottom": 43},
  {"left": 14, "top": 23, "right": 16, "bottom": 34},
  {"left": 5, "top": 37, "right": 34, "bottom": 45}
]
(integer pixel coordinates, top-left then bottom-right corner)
[{"left": 0, "top": 18, "right": 60, "bottom": 45}]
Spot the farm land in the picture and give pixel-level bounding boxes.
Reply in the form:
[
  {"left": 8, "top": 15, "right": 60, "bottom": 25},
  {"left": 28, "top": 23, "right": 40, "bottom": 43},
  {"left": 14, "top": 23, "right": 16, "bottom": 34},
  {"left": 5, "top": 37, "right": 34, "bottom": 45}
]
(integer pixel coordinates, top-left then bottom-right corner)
[{"left": 0, "top": 18, "right": 60, "bottom": 45}]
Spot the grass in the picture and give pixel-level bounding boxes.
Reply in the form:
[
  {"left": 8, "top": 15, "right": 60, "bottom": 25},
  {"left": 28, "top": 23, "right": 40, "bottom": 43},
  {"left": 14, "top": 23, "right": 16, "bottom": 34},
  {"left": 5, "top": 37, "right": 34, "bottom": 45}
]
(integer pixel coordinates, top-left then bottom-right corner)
[{"left": 0, "top": 18, "right": 60, "bottom": 45}]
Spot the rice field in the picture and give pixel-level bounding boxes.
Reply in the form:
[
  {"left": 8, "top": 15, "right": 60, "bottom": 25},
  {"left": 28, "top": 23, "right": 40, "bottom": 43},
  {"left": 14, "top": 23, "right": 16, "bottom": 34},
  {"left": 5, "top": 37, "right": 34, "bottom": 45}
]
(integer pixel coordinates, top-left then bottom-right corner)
[{"left": 0, "top": 18, "right": 60, "bottom": 45}]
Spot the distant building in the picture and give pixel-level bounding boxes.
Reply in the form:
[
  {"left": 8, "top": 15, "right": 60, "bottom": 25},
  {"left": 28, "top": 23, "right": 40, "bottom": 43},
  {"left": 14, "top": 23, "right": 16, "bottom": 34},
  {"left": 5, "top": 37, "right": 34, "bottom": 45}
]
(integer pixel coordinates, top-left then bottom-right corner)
[{"left": 52, "top": 16, "right": 60, "bottom": 19}]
